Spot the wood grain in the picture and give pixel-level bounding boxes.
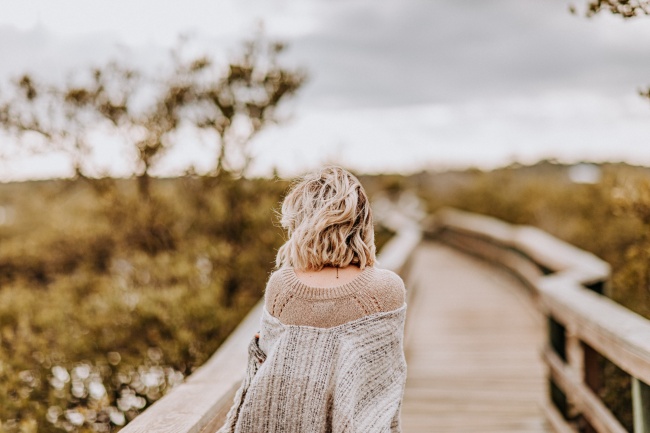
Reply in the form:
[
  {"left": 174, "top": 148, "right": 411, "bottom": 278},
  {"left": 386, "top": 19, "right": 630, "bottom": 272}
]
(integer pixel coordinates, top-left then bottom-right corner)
[
  {"left": 544, "top": 348, "right": 627, "bottom": 433},
  {"left": 538, "top": 276, "right": 650, "bottom": 386},
  {"left": 401, "top": 242, "right": 551, "bottom": 433}
]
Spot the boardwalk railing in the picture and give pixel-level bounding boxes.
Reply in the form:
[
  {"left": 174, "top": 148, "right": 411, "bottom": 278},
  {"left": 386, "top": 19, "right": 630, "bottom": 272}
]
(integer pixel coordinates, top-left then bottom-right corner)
[
  {"left": 120, "top": 203, "right": 423, "bottom": 433},
  {"left": 432, "top": 208, "right": 650, "bottom": 433}
]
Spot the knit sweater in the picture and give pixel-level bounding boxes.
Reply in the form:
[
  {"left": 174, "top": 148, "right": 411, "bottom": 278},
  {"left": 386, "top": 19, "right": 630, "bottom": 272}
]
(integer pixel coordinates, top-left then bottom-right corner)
[
  {"left": 217, "top": 303, "right": 407, "bottom": 433},
  {"left": 264, "top": 266, "right": 406, "bottom": 328}
]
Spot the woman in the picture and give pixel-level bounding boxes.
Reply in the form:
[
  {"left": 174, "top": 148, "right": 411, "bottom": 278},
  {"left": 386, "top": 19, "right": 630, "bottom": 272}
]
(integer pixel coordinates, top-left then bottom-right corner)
[{"left": 218, "top": 166, "right": 407, "bottom": 433}]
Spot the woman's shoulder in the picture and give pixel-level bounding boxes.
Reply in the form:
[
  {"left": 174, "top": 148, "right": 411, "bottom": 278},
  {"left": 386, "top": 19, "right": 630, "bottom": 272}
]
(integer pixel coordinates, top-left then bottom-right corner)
[
  {"left": 370, "top": 267, "right": 405, "bottom": 290},
  {"left": 264, "top": 268, "right": 286, "bottom": 293},
  {"left": 267, "top": 268, "right": 286, "bottom": 283},
  {"left": 365, "top": 267, "right": 406, "bottom": 310},
  {"left": 263, "top": 268, "right": 290, "bottom": 312}
]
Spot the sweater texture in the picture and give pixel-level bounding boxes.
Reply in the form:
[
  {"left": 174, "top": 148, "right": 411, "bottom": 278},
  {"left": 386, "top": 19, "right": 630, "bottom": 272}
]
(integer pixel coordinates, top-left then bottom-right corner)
[
  {"left": 264, "top": 266, "right": 406, "bottom": 328},
  {"left": 217, "top": 304, "right": 407, "bottom": 433}
]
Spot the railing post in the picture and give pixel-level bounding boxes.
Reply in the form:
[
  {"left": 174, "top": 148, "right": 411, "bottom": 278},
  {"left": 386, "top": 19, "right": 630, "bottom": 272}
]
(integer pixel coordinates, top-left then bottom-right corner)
[
  {"left": 633, "top": 378, "right": 650, "bottom": 433},
  {"left": 548, "top": 316, "right": 570, "bottom": 420},
  {"left": 566, "top": 329, "right": 584, "bottom": 424},
  {"left": 581, "top": 343, "right": 603, "bottom": 433}
]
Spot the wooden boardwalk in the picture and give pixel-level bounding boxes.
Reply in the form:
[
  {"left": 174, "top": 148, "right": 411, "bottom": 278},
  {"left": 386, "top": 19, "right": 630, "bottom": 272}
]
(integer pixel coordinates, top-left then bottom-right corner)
[{"left": 401, "top": 242, "right": 551, "bottom": 433}]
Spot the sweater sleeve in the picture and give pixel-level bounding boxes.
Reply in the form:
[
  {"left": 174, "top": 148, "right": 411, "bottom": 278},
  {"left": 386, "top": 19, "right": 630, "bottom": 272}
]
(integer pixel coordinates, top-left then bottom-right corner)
[
  {"left": 263, "top": 270, "right": 288, "bottom": 317},
  {"left": 216, "top": 335, "right": 267, "bottom": 433}
]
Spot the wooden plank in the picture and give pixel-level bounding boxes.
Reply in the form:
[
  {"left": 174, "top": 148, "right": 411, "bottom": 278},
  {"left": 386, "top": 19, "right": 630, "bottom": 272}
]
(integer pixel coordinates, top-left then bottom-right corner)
[
  {"left": 401, "top": 242, "right": 551, "bottom": 432},
  {"left": 544, "top": 348, "right": 627, "bottom": 433},
  {"left": 542, "top": 399, "right": 579, "bottom": 433},
  {"left": 633, "top": 378, "right": 650, "bottom": 433},
  {"left": 538, "top": 276, "right": 650, "bottom": 386},
  {"left": 435, "top": 208, "right": 610, "bottom": 287},
  {"left": 434, "top": 207, "right": 650, "bottom": 433}
]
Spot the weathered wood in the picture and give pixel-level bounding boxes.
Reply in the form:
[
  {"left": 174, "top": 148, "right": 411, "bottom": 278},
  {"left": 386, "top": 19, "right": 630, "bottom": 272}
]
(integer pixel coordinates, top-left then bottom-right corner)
[
  {"left": 566, "top": 331, "right": 586, "bottom": 421},
  {"left": 377, "top": 222, "right": 422, "bottom": 274},
  {"left": 544, "top": 349, "right": 627, "bottom": 433},
  {"left": 400, "top": 243, "right": 551, "bottom": 433},
  {"left": 434, "top": 208, "right": 610, "bottom": 289},
  {"left": 436, "top": 227, "right": 544, "bottom": 290},
  {"left": 433, "top": 207, "right": 650, "bottom": 433},
  {"left": 538, "top": 276, "right": 650, "bottom": 387},
  {"left": 633, "top": 378, "right": 650, "bottom": 433},
  {"left": 542, "top": 400, "right": 579, "bottom": 433}
]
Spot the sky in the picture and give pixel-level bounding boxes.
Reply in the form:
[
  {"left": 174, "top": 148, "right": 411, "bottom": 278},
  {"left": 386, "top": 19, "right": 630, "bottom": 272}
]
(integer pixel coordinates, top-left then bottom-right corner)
[{"left": 1, "top": 0, "right": 650, "bottom": 180}]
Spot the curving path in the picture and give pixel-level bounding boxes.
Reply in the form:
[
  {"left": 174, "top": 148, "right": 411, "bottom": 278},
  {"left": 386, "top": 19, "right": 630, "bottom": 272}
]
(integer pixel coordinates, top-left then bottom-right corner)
[{"left": 401, "top": 242, "right": 551, "bottom": 433}]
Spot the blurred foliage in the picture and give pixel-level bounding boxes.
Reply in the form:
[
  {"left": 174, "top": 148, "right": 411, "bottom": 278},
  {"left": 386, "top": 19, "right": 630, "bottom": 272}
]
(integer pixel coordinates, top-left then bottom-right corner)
[
  {"left": 0, "top": 32, "right": 306, "bottom": 200},
  {"left": 570, "top": 0, "right": 650, "bottom": 18},
  {"left": 416, "top": 162, "right": 650, "bottom": 318},
  {"left": 0, "top": 176, "right": 288, "bottom": 432},
  {"left": 599, "top": 355, "right": 633, "bottom": 432},
  {"left": 373, "top": 225, "right": 396, "bottom": 255}
]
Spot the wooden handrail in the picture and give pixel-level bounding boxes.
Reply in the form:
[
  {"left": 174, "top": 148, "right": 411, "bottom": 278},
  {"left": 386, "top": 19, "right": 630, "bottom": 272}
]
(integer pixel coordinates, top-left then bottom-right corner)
[
  {"left": 432, "top": 207, "right": 650, "bottom": 433},
  {"left": 120, "top": 204, "right": 422, "bottom": 433},
  {"left": 433, "top": 208, "right": 610, "bottom": 289}
]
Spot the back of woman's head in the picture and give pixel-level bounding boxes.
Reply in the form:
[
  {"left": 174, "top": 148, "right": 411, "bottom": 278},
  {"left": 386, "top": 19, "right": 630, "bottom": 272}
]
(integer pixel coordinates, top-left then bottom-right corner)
[{"left": 276, "top": 166, "right": 376, "bottom": 271}]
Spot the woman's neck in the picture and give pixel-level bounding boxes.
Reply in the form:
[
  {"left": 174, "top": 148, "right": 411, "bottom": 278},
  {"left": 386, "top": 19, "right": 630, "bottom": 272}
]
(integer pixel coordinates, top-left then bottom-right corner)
[{"left": 293, "top": 265, "right": 364, "bottom": 288}]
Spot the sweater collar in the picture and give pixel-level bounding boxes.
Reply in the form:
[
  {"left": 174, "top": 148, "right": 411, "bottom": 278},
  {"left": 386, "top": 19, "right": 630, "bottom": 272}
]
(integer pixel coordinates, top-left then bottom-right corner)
[{"left": 281, "top": 266, "right": 375, "bottom": 300}]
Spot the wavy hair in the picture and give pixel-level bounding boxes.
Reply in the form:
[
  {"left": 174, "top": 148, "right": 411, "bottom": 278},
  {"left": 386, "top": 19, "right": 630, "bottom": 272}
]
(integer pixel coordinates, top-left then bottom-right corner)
[{"left": 275, "top": 166, "right": 376, "bottom": 271}]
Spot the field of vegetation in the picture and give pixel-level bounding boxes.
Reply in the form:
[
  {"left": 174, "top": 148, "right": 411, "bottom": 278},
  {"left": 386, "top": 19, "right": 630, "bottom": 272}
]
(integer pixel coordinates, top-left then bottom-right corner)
[
  {"left": 0, "top": 176, "right": 289, "bottom": 433},
  {"left": 1, "top": 161, "right": 649, "bottom": 432}
]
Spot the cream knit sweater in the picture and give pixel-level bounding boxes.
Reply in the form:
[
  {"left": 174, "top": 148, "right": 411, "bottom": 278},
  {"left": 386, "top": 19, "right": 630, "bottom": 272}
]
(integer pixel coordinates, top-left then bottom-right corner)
[
  {"left": 217, "top": 267, "right": 408, "bottom": 433},
  {"left": 264, "top": 266, "right": 406, "bottom": 327}
]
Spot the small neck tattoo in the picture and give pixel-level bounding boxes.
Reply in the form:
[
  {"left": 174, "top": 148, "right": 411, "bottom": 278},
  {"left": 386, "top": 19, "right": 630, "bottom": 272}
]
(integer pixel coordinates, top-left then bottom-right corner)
[{"left": 336, "top": 267, "right": 339, "bottom": 279}]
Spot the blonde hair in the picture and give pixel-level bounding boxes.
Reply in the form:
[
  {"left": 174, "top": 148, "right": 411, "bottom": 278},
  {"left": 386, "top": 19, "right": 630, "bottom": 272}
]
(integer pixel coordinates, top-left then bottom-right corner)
[{"left": 276, "top": 166, "right": 376, "bottom": 271}]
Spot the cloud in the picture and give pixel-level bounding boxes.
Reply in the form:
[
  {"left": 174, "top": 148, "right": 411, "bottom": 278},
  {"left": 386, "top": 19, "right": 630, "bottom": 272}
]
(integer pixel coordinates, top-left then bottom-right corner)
[
  {"left": 3, "top": 1, "right": 650, "bottom": 179},
  {"left": 283, "top": 0, "right": 650, "bottom": 108},
  {"left": 0, "top": 25, "right": 126, "bottom": 83},
  {"left": 5, "top": 1, "right": 650, "bottom": 108},
  {"left": 246, "top": 90, "right": 650, "bottom": 177}
]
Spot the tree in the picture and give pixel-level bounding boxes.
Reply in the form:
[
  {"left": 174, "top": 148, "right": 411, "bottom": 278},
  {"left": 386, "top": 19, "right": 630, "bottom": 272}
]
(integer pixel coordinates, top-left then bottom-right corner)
[
  {"left": 0, "top": 34, "right": 306, "bottom": 198},
  {"left": 0, "top": 74, "right": 102, "bottom": 180},
  {"left": 189, "top": 35, "right": 305, "bottom": 303},
  {"left": 190, "top": 34, "right": 306, "bottom": 177},
  {"left": 0, "top": 58, "right": 194, "bottom": 200}
]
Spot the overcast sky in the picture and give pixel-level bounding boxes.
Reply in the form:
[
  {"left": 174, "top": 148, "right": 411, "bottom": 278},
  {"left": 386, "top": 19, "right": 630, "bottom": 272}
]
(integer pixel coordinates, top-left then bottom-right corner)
[{"left": 2, "top": 0, "right": 650, "bottom": 180}]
